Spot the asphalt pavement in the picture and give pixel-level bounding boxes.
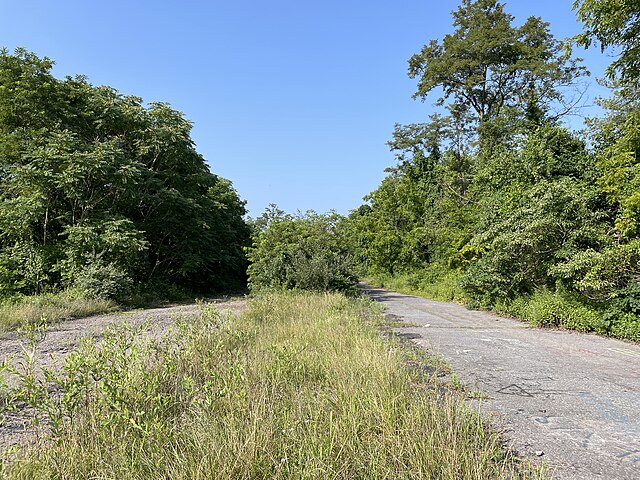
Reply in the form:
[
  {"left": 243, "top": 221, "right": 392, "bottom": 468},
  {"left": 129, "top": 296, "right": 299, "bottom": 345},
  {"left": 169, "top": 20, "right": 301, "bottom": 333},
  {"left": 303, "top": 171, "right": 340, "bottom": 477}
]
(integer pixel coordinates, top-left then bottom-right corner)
[{"left": 363, "top": 284, "right": 640, "bottom": 480}]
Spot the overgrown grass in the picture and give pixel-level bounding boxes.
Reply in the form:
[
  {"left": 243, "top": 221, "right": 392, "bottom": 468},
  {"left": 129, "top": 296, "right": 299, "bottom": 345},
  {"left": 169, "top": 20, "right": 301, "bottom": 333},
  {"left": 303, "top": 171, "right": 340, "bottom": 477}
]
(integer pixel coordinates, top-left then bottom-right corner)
[
  {"left": 0, "top": 290, "right": 115, "bottom": 334},
  {"left": 494, "top": 289, "right": 640, "bottom": 341},
  {"left": 494, "top": 290, "right": 602, "bottom": 331},
  {"left": 1, "top": 293, "right": 542, "bottom": 479},
  {"left": 369, "top": 266, "right": 466, "bottom": 303}
]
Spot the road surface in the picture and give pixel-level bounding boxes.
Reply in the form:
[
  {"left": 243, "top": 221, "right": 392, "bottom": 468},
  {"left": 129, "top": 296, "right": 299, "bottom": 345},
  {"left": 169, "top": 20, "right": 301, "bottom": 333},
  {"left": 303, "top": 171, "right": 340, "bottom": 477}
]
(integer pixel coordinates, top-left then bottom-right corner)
[{"left": 363, "top": 285, "right": 640, "bottom": 480}]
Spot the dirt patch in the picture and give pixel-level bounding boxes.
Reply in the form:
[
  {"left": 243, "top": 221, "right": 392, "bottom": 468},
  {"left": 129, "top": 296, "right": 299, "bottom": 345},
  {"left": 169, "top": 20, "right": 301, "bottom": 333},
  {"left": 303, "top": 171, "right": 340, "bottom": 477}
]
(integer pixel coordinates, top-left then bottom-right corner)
[{"left": 0, "top": 297, "right": 247, "bottom": 452}]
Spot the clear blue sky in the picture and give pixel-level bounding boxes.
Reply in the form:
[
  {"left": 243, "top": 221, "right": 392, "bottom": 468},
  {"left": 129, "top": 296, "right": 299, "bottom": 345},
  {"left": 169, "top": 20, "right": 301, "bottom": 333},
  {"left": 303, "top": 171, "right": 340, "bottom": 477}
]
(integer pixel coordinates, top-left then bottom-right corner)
[{"left": 0, "top": 1, "right": 611, "bottom": 217}]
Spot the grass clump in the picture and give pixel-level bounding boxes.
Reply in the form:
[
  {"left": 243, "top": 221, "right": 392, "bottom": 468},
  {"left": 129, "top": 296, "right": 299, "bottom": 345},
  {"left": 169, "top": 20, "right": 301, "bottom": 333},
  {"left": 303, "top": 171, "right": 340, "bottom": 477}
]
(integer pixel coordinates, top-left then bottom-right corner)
[
  {"left": 496, "top": 289, "right": 604, "bottom": 332},
  {"left": 369, "top": 266, "right": 466, "bottom": 303},
  {"left": 1, "top": 292, "right": 540, "bottom": 479},
  {"left": 0, "top": 290, "right": 115, "bottom": 334}
]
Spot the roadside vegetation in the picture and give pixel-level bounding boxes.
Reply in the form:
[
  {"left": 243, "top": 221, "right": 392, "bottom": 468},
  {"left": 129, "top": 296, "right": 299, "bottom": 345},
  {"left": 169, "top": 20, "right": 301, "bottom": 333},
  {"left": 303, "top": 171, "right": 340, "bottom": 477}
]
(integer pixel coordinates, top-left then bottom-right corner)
[
  {"left": 342, "top": 0, "right": 640, "bottom": 342},
  {"left": 0, "top": 48, "right": 250, "bottom": 331},
  {"left": 247, "top": 207, "right": 360, "bottom": 294},
  {"left": 2, "top": 1, "right": 639, "bottom": 343},
  {"left": 3, "top": 0, "right": 635, "bottom": 476},
  {"left": 0, "top": 293, "right": 543, "bottom": 479},
  {"left": 0, "top": 290, "right": 115, "bottom": 334}
]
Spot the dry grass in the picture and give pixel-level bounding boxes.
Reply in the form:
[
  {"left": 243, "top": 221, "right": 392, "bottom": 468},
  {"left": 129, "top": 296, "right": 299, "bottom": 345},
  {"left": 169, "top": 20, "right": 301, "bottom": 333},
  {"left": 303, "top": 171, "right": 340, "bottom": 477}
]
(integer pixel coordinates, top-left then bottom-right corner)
[
  {"left": 1, "top": 292, "right": 544, "bottom": 479},
  {"left": 0, "top": 290, "right": 115, "bottom": 334}
]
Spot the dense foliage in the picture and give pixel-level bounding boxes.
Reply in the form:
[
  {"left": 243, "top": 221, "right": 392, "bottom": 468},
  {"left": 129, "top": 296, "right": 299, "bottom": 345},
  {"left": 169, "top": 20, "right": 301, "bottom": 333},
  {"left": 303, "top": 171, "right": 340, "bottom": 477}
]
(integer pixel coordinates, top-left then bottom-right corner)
[
  {"left": 0, "top": 49, "right": 250, "bottom": 300},
  {"left": 409, "top": 0, "right": 585, "bottom": 149},
  {"left": 347, "top": 0, "right": 640, "bottom": 340},
  {"left": 247, "top": 207, "right": 359, "bottom": 293},
  {"left": 574, "top": 0, "right": 640, "bottom": 81}
]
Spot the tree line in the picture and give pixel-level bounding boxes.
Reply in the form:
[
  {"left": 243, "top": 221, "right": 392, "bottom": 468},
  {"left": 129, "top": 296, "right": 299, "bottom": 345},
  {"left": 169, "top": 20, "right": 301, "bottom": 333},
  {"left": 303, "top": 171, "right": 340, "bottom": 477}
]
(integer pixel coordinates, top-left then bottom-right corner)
[
  {"left": 248, "top": 0, "right": 640, "bottom": 341},
  {"left": 0, "top": 48, "right": 250, "bottom": 301},
  {"left": 337, "top": 0, "right": 640, "bottom": 340},
  {"left": 1, "top": 0, "right": 638, "bottom": 341}
]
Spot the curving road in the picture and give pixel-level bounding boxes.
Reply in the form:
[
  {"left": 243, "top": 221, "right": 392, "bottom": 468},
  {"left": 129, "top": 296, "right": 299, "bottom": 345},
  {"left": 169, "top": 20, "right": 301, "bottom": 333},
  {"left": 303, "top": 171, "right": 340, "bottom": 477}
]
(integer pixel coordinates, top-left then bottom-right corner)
[{"left": 363, "top": 285, "right": 640, "bottom": 480}]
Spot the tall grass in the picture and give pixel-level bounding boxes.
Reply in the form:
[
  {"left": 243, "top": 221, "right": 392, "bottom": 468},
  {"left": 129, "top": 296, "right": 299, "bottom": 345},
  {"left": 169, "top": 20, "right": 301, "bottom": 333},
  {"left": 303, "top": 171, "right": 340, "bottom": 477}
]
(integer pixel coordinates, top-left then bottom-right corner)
[
  {"left": 494, "top": 289, "right": 640, "bottom": 341},
  {"left": 0, "top": 290, "right": 115, "bottom": 334},
  {"left": 1, "top": 293, "right": 542, "bottom": 479},
  {"left": 369, "top": 267, "right": 466, "bottom": 303}
]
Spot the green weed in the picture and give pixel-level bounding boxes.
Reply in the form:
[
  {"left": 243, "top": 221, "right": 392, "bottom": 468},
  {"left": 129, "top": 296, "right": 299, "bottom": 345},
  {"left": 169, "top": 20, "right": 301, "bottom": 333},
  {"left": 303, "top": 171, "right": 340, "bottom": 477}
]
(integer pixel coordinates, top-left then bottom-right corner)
[
  {"left": 0, "top": 290, "right": 115, "bottom": 334},
  {"left": 369, "top": 268, "right": 466, "bottom": 303},
  {"left": 0, "top": 293, "right": 543, "bottom": 479}
]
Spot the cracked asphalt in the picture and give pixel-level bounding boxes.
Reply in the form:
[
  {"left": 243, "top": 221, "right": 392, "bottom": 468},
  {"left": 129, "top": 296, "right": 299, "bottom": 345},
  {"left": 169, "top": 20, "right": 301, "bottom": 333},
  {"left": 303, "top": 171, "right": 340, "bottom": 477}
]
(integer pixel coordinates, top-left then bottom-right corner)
[{"left": 363, "top": 285, "right": 640, "bottom": 480}]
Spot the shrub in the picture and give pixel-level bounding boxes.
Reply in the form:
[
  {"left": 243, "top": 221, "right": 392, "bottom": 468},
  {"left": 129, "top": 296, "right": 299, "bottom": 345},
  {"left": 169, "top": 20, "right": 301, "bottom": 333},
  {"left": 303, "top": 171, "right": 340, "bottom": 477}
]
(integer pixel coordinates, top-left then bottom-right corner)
[
  {"left": 503, "top": 288, "right": 606, "bottom": 333},
  {"left": 602, "top": 282, "right": 640, "bottom": 340},
  {"left": 74, "top": 259, "right": 133, "bottom": 301}
]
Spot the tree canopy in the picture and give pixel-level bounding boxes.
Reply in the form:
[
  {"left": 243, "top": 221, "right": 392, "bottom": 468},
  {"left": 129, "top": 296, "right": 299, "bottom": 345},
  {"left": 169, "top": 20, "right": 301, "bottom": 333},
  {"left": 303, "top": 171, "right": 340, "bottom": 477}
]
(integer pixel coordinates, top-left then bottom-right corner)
[
  {"left": 408, "top": 0, "right": 587, "bottom": 148},
  {"left": 574, "top": 0, "right": 640, "bottom": 81},
  {"left": 0, "top": 48, "right": 250, "bottom": 299},
  {"left": 343, "top": 0, "right": 640, "bottom": 341}
]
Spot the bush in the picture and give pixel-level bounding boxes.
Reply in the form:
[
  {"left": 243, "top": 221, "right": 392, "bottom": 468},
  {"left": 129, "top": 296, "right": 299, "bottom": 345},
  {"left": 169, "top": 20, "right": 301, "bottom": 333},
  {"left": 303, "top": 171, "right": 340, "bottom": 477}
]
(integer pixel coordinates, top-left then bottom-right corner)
[
  {"left": 289, "top": 249, "right": 357, "bottom": 293},
  {"left": 74, "top": 260, "right": 133, "bottom": 301},
  {"left": 602, "top": 282, "right": 640, "bottom": 340},
  {"left": 461, "top": 177, "right": 607, "bottom": 307},
  {"left": 369, "top": 265, "right": 465, "bottom": 303},
  {"left": 607, "top": 313, "right": 640, "bottom": 340},
  {"left": 503, "top": 288, "right": 606, "bottom": 333},
  {"left": 459, "top": 255, "right": 514, "bottom": 307}
]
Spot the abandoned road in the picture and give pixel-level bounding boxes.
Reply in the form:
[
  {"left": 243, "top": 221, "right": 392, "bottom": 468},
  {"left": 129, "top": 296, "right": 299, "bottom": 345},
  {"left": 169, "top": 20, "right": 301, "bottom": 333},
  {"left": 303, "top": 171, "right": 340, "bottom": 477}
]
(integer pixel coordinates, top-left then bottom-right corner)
[{"left": 363, "top": 285, "right": 640, "bottom": 480}]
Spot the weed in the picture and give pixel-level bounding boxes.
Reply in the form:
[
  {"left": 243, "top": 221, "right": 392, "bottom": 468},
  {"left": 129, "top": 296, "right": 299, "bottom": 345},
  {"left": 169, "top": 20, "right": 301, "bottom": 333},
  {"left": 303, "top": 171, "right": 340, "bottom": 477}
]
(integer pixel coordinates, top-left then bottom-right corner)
[
  {"left": 0, "top": 293, "right": 544, "bottom": 479},
  {"left": 450, "top": 373, "right": 466, "bottom": 392}
]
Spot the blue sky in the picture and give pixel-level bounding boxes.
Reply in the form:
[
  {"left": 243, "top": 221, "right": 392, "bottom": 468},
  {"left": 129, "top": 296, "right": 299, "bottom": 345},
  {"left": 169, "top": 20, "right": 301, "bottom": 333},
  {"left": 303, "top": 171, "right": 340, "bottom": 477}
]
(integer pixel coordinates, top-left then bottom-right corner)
[{"left": 0, "top": 1, "right": 611, "bottom": 217}]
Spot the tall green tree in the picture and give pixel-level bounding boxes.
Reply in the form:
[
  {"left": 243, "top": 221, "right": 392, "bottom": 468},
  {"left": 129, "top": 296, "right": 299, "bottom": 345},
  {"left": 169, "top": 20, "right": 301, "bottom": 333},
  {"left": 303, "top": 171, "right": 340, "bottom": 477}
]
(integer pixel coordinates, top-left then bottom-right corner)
[
  {"left": 573, "top": 0, "right": 640, "bottom": 81},
  {"left": 345, "top": 0, "right": 640, "bottom": 340},
  {"left": 569, "top": 0, "right": 640, "bottom": 329},
  {"left": 0, "top": 48, "right": 249, "bottom": 298},
  {"left": 408, "top": 0, "right": 586, "bottom": 147}
]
